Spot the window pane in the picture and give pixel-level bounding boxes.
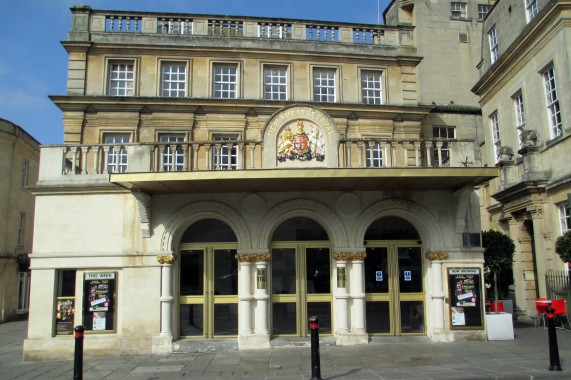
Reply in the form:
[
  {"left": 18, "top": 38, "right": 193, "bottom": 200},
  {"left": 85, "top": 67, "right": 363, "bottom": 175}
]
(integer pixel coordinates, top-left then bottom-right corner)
[
  {"left": 179, "top": 304, "right": 204, "bottom": 336},
  {"left": 58, "top": 270, "right": 76, "bottom": 297},
  {"left": 213, "top": 304, "right": 238, "bottom": 335},
  {"left": 307, "top": 302, "right": 331, "bottom": 334},
  {"left": 272, "top": 248, "right": 296, "bottom": 294},
  {"left": 214, "top": 249, "right": 238, "bottom": 295},
  {"left": 306, "top": 248, "right": 330, "bottom": 294},
  {"left": 366, "top": 301, "right": 391, "bottom": 333},
  {"left": 365, "top": 247, "right": 389, "bottom": 293},
  {"left": 180, "top": 250, "right": 203, "bottom": 296},
  {"left": 400, "top": 301, "right": 425, "bottom": 333},
  {"left": 272, "top": 303, "right": 297, "bottom": 335},
  {"left": 398, "top": 247, "right": 423, "bottom": 293}
]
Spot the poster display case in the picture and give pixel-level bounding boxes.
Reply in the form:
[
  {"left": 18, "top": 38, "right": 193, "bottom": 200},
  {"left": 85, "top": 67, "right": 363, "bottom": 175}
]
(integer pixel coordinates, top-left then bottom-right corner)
[
  {"left": 448, "top": 268, "right": 484, "bottom": 329},
  {"left": 83, "top": 272, "right": 116, "bottom": 333}
]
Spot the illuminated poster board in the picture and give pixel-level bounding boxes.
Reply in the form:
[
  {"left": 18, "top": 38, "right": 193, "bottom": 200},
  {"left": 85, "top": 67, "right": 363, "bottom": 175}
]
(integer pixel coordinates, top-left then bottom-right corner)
[
  {"left": 448, "top": 268, "right": 484, "bottom": 329},
  {"left": 83, "top": 272, "right": 116, "bottom": 332},
  {"left": 55, "top": 298, "right": 75, "bottom": 335}
]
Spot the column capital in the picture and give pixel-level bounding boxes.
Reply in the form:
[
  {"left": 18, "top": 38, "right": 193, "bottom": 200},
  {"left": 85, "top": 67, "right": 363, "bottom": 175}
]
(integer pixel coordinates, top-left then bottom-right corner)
[
  {"left": 332, "top": 252, "right": 367, "bottom": 261},
  {"left": 235, "top": 253, "right": 271, "bottom": 262},
  {"left": 526, "top": 204, "right": 544, "bottom": 220},
  {"left": 156, "top": 254, "right": 176, "bottom": 264},
  {"left": 425, "top": 251, "right": 448, "bottom": 261}
]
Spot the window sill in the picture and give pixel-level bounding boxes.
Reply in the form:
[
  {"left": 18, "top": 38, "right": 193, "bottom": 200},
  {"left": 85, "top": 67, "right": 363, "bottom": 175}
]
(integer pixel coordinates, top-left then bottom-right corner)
[
  {"left": 544, "top": 131, "right": 570, "bottom": 150},
  {"left": 450, "top": 17, "right": 472, "bottom": 22}
]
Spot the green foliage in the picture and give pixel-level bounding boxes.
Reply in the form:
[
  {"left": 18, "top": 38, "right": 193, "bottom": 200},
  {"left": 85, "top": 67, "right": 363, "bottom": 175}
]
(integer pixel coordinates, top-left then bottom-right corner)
[
  {"left": 482, "top": 230, "right": 515, "bottom": 273},
  {"left": 555, "top": 231, "right": 571, "bottom": 263}
]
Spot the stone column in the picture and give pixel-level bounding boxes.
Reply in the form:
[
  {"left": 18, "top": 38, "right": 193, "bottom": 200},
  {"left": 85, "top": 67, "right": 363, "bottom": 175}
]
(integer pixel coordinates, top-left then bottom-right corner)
[
  {"left": 425, "top": 251, "right": 448, "bottom": 335},
  {"left": 236, "top": 252, "right": 270, "bottom": 348},
  {"left": 527, "top": 205, "right": 551, "bottom": 300},
  {"left": 235, "top": 254, "right": 254, "bottom": 337},
  {"left": 153, "top": 254, "right": 176, "bottom": 354},
  {"left": 332, "top": 253, "right": 349, "bottom": 333},
  {"left": 254, "top": 254, "right": 271, "bottom": 337}
]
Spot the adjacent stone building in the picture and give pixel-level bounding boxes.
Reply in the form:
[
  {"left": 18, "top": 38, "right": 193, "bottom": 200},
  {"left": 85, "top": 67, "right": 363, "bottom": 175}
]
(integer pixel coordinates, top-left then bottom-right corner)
[
  {"left": 472, "top": 0, "right": 571, "bottom": 317},
  {"left": 0, "top": 119, "right": 39, "bottom": 323},
  {"left": 25, "top": 5, "right": 498, "bottom": 359}
]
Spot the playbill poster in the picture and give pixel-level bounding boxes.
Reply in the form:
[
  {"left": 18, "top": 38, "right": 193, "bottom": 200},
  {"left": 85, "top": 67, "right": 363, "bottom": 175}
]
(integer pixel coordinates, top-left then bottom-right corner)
[
  {"left": 83, "top": 272, "right": 116, "bottom": 332},
  {"left": 448, "top": 268, "right": 483, "bottom": 329},
  {"left": 55, "top": 298, "right": 75, "bottom": 335}
]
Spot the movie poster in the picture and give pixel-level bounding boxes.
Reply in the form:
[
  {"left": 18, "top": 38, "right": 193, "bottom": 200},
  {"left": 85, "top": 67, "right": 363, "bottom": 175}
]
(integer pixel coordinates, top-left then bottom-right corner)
[
  {"left": 83, "top": 272, "right": 116, "bottom": 332},
  {"left": 55, "top": 298, "right": 75, "bottom": 335},
  {"left": 448, "top": 268, "right": 483, "bottom": 329}
]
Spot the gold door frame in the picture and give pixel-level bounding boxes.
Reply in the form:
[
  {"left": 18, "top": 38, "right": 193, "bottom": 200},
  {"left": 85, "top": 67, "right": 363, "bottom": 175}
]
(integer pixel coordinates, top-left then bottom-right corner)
[
  {"left": 365, "top": 240, "right": 425, "bottom": 336},
  {"left": 179, "top": 242, "right": 238, "bottom": 338},
  {"left": 270, "top": 242, "right": 332, "bottom": 337}
]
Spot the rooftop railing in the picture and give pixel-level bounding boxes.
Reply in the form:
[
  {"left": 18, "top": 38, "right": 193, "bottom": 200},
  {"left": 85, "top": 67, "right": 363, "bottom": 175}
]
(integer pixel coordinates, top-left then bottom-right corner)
[{"left": 69, "top": 6, "right": 413, "bottom": 48}]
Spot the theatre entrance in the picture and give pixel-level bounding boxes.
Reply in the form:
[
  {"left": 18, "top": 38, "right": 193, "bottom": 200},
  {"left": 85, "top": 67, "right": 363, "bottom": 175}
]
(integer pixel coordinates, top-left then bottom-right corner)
[
  {"left": 364, "top": 217, "right": 425, "bottom": 335},
  {"left": 178, "top": 219, "right": 238, "bottom": 338},
  {"left": 270, "top": 218, "right": 332, "bottom": 337}
]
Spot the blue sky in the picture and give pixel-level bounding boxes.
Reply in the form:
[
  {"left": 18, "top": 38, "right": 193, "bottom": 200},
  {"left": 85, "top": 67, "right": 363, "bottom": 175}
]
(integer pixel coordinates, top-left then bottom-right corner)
[{"left": 0, "top": 0, "right": 389, "bottom": 145}]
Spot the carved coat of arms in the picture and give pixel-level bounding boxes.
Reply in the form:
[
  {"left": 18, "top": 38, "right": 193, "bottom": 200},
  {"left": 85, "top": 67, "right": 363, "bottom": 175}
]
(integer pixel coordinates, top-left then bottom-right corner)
[{"left": 277, "top": 120, "right": 325, "bottom": 162}]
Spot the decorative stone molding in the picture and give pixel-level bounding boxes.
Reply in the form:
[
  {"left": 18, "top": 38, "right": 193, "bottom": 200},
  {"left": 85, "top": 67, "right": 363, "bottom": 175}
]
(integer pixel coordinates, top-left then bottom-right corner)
[
  {"left": 527, "top": 204, "right": 543, "bottom": 219},
  {"left": 333, "top": 252, "right": 367, "bottom": 261},
  {"left": 235, "top": 253, "right": 271, "bottom": 262},
  {"left": 156, "top": 255, "right": 176, "bottom": 264},
  {"left": 425, "top": 251, "right": 448, "bottom": 261},
  {"left": 133, "top": 191, "right": 151, "bottom": 238}
]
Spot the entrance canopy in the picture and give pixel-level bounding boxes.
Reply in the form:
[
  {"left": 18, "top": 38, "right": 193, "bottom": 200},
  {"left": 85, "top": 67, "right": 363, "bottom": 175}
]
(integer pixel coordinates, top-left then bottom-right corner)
[{"left": 111, "top": 167, "right": 498, "bottom": 194}]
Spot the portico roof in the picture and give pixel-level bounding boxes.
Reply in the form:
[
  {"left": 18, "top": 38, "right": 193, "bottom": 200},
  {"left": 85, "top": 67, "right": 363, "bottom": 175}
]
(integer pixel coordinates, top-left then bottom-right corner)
[{"left": 110, "top": 167, "right": 498, "bottom": 194}]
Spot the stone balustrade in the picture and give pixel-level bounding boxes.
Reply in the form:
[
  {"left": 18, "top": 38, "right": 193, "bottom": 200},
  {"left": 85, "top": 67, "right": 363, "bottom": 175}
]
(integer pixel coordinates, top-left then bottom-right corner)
[
  {"left": 37, "top": 138, "right": 475, "bottom": 181},
  {"left": 69, "top": 6, "right": 413, "bottom": 48}
]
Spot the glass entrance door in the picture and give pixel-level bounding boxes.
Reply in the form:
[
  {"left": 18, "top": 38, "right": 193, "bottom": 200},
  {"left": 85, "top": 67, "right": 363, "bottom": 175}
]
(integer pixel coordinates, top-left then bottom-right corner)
[
  {"left": 365, "top": 242, "right": 425, "bottom": 335},
  {"left": 271, "top": 244, "right": 331, "bottom": 337},
  {"left": 179, "top": 245, "right": 238, "bottom": 338}
]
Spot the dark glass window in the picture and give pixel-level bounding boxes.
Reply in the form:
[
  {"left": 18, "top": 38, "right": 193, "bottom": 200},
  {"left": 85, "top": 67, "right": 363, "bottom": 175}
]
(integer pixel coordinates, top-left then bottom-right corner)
[
  {"left": 365, "top": 217, "right": 420, "bottom": 241},
  {"left": 181, "top": 219, "right": 237, "bottom": 243},
  {"left": 272, "top": 217, "right": 328, "bottom": 241}
]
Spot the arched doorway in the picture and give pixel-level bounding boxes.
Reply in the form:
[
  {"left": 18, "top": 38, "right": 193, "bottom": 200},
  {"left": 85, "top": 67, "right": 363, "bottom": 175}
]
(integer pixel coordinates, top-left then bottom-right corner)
[
  {"left": 178, "top": 219, "right": 238, "bottom": 338},
  {"left": 364, "top": 216, "right": 425, "bottom": 335},
  {"left": 270, "top": 217, "right": 332, "bottom": 337}
]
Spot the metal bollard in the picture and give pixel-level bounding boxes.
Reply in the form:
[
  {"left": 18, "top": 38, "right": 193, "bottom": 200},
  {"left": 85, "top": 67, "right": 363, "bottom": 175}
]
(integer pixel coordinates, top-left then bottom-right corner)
[
  {"left": 74, "top": 325, "right": 85, "bottom": 380},
  {"left": 545, "top": 307, "right": 562, "bottom": 371},
  {"left": 308, "top": 316, "right": 322, "bottom": 380}
]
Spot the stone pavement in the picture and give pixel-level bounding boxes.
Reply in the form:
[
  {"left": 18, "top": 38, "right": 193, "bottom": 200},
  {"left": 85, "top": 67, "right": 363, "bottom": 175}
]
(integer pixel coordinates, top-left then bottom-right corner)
[{"left": 2, "top": 319, "right": 571, "bottom": 379}]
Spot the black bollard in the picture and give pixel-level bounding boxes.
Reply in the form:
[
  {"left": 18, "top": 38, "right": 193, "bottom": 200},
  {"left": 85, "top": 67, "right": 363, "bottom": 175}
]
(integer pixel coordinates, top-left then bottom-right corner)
[
  {"left": 308, "top": 316, "right": 322, "bottom": 380},
  {"left": 74, "top": 325, "right": 85, "bottom": 380},
  {"left": 545, "top": 307, "right": 562, "bottom": 371}
]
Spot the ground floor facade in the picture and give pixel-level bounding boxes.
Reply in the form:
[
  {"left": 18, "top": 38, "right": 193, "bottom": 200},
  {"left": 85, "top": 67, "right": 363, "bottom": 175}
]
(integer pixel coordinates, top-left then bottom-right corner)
[{"left": 24, "top": 188, "right": 488, "bottom": 360}]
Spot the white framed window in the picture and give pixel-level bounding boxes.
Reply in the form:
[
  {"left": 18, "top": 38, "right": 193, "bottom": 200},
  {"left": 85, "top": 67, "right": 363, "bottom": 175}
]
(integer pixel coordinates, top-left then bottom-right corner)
[
  {"left": 263, "top": 65, "right": 288, "bottom": 100},
  {"left": 108, "top": 61, "right": 135, "bottom": 96},
  {"left": 17, "top": 212, "right": 25, "bottom": 246},
  {"left": 513, "top": 92, "right": 525, "bottom": 142},
  {"left": 478, "top": 4, "right": 491, "bottom": 20},
  {"left": 213, "top": 64, "right": 238, "bottom": 99},
  {"left": 433, "top": 127, "right": 456, "bottom": 167},
  {"left": 159, "top": 135, "right": 185, "bottom": 171},
  {"left": 104, "top": 134, "right": 130, "bottom": 173},
  {"left": 361, "top": 71, "right": 383, "bottom": 105},
  {"left": 451, "top": 3, "right": 468, "bottom": 18},
  {"left": 543, "top": 66, "right": 562, "bottom": 139},
  {"left": 489, "top": 26, "right": 498, "bottom": 64},
  {"left": 22, "top": 160, "right": 29, "bottom": 188},
  {"left": 161, "top": 63, "right": 187, "bottom": 98},
  {"left": 525, "top": 0, "right": 538, "bottom": 22},
  {"left": 490, "top": 111, "right": 501, "bottom": 162},
  {"left": 213, "top": 136, "right": 238, "bottom": 170},
  {"left": 313, "top": 68, "right": 336, "bottom": 103},
  {"left": 366, "top": 142, "right": 385, "bottom": 168},
  {"left": 559, "top": 204, "right": 571, "bottom": 235}
]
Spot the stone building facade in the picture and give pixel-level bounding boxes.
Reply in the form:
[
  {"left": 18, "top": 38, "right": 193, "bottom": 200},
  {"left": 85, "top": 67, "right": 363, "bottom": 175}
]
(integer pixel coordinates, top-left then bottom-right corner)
[
  {"left": 25, "top": 5, "right": 497, "bottom": 359},
  {"left": 0, "top": 119, "right": 39, "bottom": 323},
  {"left": 472, "top": 0, "right": 571, "bottom": 317}
]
